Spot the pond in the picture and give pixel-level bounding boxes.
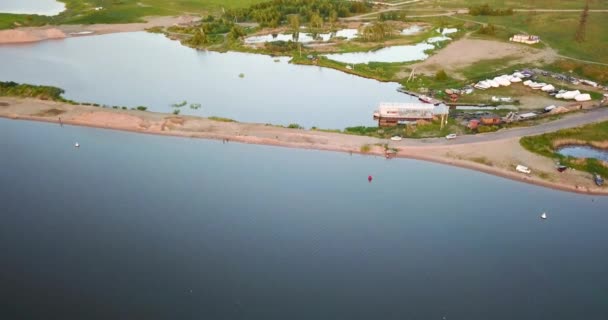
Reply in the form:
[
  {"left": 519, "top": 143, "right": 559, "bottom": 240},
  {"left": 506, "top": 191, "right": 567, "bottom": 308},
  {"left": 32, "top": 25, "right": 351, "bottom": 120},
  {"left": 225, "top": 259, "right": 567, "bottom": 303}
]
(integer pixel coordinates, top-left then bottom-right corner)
[
  {"left": 401, "top": 25, "right": 425, "bottom": 35},
  {"left": 245, "top": 29, "right": 359, "bottom": 44},
  {"left": 0, "top": 0, "right": 65, "bottom": 16},
  {"left": 323, "top": 29, "right": 457, "bottom": 64},
  {"left": 0, "top": 32, "right": 415, "bottom": 129},
  {"left": 557, "top": 145, "right": 608, "bottom": 162},
  {"left": 323, "top": 42, "right": 434, "bottom": 64}
]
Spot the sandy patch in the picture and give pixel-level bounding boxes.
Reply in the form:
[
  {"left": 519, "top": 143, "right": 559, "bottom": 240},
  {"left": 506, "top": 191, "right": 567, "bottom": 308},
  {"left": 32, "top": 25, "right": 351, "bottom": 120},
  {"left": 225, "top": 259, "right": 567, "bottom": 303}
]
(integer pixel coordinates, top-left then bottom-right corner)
[
  {"left": 0, "top": 28, "right": 65, "bottom": 44},
  {"left": 0, "top": 16, "right": 197, "bottom": 45},
  {"left": 70, "top": 111, "right": 146, "bottom": 130},
  {"left": 410, "top": 38, "right": 557, "bottom": 78}
]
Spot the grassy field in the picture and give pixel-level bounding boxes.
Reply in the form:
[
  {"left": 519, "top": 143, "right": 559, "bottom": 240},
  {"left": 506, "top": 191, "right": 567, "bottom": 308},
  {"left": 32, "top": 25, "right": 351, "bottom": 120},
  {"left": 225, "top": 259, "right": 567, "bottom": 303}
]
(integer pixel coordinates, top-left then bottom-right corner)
[
  {"left": 520, "top": 121, "right": 608, "bottom": 177},
  {"left": 461, "top": 12, "right": 608, "bottom": 64},
  {"left": 0, "top": 0, "right": 267, "bottom": 29},
  {"left": 426, "top": 0, "right": 608, "bottom": 9}
]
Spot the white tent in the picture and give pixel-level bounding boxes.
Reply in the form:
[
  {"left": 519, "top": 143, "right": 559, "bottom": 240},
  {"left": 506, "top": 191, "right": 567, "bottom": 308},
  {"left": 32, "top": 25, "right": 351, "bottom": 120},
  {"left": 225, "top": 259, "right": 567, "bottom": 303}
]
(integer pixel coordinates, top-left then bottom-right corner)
[
  {"left": 575, "top": 93, "right": 591, "bottom": 101},
  {"left": 488, "top": 79, "right": 499, "bottom": 88},
  {"left": 494, "top": 77, "right": 511, "bottom": 86},
  {"left": 541, "top": 84, "right": 555, "bottom": 92},
  {"left": 562, "top": 90, "right": 581, "bottom": 100}
]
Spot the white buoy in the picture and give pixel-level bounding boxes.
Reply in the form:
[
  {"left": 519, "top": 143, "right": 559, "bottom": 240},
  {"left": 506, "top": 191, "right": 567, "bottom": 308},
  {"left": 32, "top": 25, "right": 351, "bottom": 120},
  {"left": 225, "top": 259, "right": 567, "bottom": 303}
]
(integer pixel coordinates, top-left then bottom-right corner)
[
  {"left": 540, "top": 212, "right": 547, "bottom": 219},
  {"left": 74, "top": 142, "right": 80, "bottom": 148}
]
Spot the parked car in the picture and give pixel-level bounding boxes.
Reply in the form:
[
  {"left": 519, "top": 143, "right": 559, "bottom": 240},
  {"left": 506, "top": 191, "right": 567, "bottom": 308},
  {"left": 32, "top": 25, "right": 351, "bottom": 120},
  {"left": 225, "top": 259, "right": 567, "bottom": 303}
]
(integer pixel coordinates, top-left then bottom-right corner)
[
  {"left": 445, "top": 134, "right": 457, "bottom": 140},
  {"left": 516, "top": 165, "right": 531, "bottom": 174}
]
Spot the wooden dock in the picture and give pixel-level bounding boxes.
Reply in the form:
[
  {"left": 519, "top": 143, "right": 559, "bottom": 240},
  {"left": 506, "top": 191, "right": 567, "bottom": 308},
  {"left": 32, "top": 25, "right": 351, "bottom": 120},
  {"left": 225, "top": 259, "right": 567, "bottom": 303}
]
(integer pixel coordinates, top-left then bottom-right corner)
[{"left": 397, "top": 88, "right": 443, "bottom": 105}]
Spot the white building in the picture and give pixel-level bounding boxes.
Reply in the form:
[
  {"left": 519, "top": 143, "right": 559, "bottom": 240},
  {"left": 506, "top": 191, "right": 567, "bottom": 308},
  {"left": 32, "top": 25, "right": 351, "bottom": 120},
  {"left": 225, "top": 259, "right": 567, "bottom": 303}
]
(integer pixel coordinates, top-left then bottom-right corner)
[
  {"left": 509, "top": 34, "right": 540, "bottom": 44},
  {"left": 373, "top": 102, "right": 448, "bottom": 127}
]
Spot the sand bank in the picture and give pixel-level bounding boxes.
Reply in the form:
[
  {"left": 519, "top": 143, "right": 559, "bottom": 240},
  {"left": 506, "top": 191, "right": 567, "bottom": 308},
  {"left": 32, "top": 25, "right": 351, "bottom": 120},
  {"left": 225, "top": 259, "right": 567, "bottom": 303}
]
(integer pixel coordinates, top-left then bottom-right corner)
[
  {"left": 0, "top": 16, "right": 197, "bottom": 44},
  {"left": 1, "top": 97, "right": 606, "bottom": 195}
]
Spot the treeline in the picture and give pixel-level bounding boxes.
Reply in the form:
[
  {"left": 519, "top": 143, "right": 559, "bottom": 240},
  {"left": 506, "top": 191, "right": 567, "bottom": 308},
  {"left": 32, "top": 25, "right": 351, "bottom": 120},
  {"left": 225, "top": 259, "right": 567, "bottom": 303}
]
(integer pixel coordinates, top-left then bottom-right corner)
[
  {"left": 0, "top": 81, "right": 65, "bottom": 101},
  {"left": 225, "top": 0, "right": 372, "bottom": 28},
  {"left": 182, "top": 17, "right": 246, "bottom": 46},
  {"left": 359, "top": 22, "right": 393, "bottom": 41},
  {"left": 379, "top": 11, "right": 407, "bottom": 21},
  {"left": 469, "top": 4, "right": 513, "bottom": 16},
  {"left": 477, "top": 24, "right": 497, "bottom": 35}
]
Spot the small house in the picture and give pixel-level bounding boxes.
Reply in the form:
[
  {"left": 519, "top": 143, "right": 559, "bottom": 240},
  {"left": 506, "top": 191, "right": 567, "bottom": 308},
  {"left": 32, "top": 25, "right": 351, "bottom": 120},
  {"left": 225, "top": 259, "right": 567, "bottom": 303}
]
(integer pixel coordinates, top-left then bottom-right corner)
[
  {"left": 468, "top": 119, "right": 480, "bottom": 130},
  {"left": 480, "top": 114, "right": 502, "bottom": 125},
  {"left": 510, "top": 34, "right": 540, "bottom": 44}
]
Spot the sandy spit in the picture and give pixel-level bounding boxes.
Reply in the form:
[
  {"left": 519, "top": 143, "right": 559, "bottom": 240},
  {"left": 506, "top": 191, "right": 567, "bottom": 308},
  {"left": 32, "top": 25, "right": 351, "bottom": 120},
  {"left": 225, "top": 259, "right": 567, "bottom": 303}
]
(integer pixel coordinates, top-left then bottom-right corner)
[{"left": 1, "top": 97, "right": 606, "bottom": 196}]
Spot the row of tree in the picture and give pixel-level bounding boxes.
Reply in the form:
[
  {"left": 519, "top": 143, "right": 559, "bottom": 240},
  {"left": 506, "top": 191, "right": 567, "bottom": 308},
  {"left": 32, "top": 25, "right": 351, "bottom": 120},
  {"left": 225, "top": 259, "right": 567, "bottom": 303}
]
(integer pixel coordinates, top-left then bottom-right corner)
[
  {"left": 359, "top": 22, "right": 393, "bottom": 41},
  {"left": 225, "top": 0, "right": 372, "bottom": 28},
  {"left": 468, "top": 4, "right": 513, "bottom": 16}
]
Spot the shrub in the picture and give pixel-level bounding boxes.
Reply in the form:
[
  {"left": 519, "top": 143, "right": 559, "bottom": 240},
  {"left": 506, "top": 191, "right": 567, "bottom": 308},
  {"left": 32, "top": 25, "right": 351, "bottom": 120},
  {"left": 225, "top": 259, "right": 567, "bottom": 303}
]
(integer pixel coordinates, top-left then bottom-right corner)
[
  {"left": 208, "top": 116, "right": 236, "bottom": 122},
  {"left": 287, "top": 123, "right": 303, "bottom": 129},
  {"left": 469, "top": 5, "right": 513, "bottom": 16},
  {"left": 435, "top": 69, "right": 448, "bottom": 81},
  {"left": 173, "top": 109, "right": 181, "bottom": 115},
  {"left": 478, "top": 24, "right": 496, "bottom": 35},
  {"left": 136, "top": 106, "right": 148, "bottom": 111}
]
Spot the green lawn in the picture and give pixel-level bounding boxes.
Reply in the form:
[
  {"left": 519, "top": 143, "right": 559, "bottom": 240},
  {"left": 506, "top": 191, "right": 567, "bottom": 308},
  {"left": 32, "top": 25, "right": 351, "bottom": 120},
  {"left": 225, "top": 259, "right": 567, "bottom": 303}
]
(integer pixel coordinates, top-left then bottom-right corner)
[
  {"left": 1, "top": 0, "right": 267, "bottom": 28},
  {"left": 427, "top": 0, "right": 608, "bottom": 9}
]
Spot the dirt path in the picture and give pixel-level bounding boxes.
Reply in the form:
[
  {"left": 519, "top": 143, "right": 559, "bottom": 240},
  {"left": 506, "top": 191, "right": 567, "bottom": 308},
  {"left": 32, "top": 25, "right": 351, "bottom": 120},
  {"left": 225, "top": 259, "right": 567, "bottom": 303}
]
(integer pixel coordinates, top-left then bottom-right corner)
[{"left": 1, "top": 97, "right": 607, "bottom": 195}]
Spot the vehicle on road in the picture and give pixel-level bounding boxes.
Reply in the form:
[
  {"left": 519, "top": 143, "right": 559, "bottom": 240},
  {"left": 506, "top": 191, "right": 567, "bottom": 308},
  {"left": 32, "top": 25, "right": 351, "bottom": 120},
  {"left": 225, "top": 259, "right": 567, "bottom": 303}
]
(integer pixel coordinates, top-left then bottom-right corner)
[{"left": 445, "top": 134, "right": 457, "bottom": 140}]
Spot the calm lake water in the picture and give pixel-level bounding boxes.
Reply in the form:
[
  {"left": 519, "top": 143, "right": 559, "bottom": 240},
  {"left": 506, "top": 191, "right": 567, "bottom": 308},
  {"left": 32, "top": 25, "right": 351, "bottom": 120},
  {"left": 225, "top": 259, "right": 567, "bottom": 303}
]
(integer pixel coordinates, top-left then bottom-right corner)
[
  {"left": 323, "top": 28, "right": 457, "bottom": 64},
  {"left": 0, "top": 0, "right": 65, "bottom": 15},
  {"left": 558, "top": 145, "right": 608, "bottom": 161},
  {"left": 2, "top": 118, "right": 608, "bottom": 319},
  {"left": 324, "top": 42, "right": 435, "bottom": 64},
  {"left": 0, "top": 32, "right": 413, "bottom": 129}
]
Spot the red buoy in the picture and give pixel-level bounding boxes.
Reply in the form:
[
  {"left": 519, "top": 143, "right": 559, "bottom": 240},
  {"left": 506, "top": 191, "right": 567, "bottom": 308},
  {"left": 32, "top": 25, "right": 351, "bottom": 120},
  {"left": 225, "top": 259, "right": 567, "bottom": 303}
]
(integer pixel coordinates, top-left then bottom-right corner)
[{"left": 368, "top": 175, "right": 373, "bottom": 182}]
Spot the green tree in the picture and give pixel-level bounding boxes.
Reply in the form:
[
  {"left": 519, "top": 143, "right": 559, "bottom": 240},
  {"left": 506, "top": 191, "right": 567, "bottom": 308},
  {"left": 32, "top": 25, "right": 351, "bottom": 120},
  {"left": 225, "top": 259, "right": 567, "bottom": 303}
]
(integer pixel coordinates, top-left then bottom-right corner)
[
  {"left": 228, "top": 25, "right": 245, "bottom": 41},
  {"left": 289, "top": 14, "right": 300, "bottom": 41},
  {"left": 435, "top": 70, "right": 448, "bottom": 81},
  {"left": 190, "top": 28, "right": 208, "bottom": 46},
  {"left": 309, "top": 12, "right": 324, "bottom": 33}
]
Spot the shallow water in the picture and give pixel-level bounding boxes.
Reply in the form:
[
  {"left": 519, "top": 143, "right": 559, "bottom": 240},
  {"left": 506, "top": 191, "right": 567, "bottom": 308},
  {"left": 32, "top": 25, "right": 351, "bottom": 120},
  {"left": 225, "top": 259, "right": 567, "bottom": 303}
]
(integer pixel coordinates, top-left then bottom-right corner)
[
  {"left": 401, "top": 25, "right": 424, "bottom": 35},
  {"left": 0, "top": 0, "right": 65, "bottom": 15},
  {"left": 245, "top": 29, "right": 358, "bottom": 44},
  {"left": 0, "top": 32, "right": 415, "bottom": 128},
  {"left": 1, "top": 118, "right": 607, "bottom": 319},
  {"left": 324, "top": 42, "right": 434, "bottom": 64},
  {"left": 558, "top": 145, "right": 608, "bottom": 161}
]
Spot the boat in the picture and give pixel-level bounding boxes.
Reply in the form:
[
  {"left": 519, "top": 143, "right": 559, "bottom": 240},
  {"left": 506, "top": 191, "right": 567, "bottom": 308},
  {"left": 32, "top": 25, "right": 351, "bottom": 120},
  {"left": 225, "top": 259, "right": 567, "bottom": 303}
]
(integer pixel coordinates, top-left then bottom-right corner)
[
  {"left": 544, "top": 105, "right": 557, "bottom": 112},
  {"left": 516, "top": 165, "right": 531, "bottom": 174},
  {"left": 418, "top": 95, "right": 434, "bottom": 104},
  {"left": 541, "top": 212, "right": 547, "bottom": 219},
  {"left": 541, "top": 84, "right": 555, "bottom": 92},
  {"left": 390, "top": 136, "right": 402, "bottom": 141},
  {"left": 74, "top": 142, "right": 80, "bottom": 148},
  {"left": 594, "top": 174, "right": 604, "bottom": 186}
]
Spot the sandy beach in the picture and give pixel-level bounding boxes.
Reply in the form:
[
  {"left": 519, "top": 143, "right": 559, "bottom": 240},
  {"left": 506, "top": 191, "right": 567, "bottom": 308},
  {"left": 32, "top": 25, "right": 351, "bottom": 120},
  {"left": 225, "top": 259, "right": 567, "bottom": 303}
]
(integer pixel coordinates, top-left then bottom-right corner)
[
  {"left": 0, "top": 16, "right": 197, "bottom": 44},
  {"left": 1, "top": 97, "right": 607, "bottom": 195}
]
